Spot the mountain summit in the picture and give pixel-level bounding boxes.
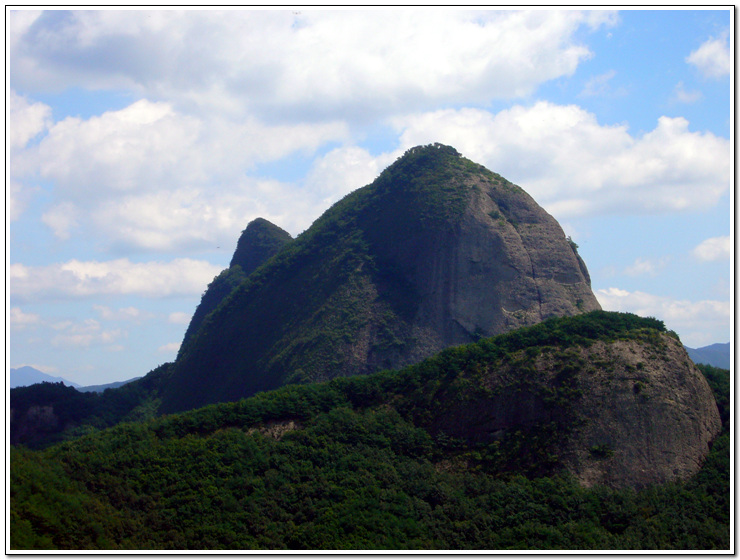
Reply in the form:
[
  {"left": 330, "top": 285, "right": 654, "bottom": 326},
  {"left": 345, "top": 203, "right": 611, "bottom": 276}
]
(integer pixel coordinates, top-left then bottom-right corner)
[
  {"left": 182, "top": 218, "right": 292, "bottom": 344},
  {"left": 161, "top": 144, "right": 600, "bottom": 413}
]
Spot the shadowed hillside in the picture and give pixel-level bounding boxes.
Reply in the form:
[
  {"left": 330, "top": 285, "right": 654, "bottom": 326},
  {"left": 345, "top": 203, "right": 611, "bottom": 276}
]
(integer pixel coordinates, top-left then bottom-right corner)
[{"left": 162, "top": 144, "right": 600, "bottom": 413}]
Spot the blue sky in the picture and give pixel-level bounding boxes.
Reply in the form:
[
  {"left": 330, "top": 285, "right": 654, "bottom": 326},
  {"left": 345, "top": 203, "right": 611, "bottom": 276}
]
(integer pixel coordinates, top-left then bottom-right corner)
[{"left": 8, "top": 8, "right": 732, "bottom": 386}]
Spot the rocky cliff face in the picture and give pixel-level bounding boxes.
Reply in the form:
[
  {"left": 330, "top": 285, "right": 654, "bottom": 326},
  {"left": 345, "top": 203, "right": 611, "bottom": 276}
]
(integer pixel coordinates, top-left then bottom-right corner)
[
  {"left": 426, "top": 331, "right": 721, "bottom": 489},
  {"left": 560, "top": 336, "right": 721, "bottom": 488},
  {"left": 162, "top": 144, "right": 601, "bottom": 413},
  {"left": 380, "top": 169, "right": 600, "bottom": 351}
]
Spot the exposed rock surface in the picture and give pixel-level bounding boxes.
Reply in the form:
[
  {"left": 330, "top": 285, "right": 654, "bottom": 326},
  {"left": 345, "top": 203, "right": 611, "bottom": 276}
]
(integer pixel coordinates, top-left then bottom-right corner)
[
  {"left": 389, "top": 171, "right": 600, "bottom": 349},
  {"left": 162, "top": 144, "right": 601, "bottom": 413},
  {"left": 561, "top": 337, "right": 721, "bottom": 488},
  {"left": 426, "top": 332, "right": 721, "bottom": 489}
]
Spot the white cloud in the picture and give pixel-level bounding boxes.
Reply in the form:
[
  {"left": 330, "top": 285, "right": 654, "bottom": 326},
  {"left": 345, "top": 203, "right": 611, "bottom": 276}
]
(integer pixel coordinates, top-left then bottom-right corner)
[
  {"left": 41, "top": 202, "right": 80, "bottom": 239},
  {"left": 10, "top": 10, "right": 613, "bottom": 119},
  {"left": 19, "top": 99, "right": 349, "bottom": 198},
  {"left": 8, "top": 181, "right": 37, "bottom": 223},
  {"left": 579, "top": 69, "right": 620, "bottom": 97},
  {"left": 9, "top": 258, "right": 223, "bottom": 302},
  {"left": 8, "top": 10, "right": 622, "bottom": 252},
  {"left": 12, "top": 97, "right": 349, "bottom": 248},
  {"left": 692, "top": 236, "right": 731, "bottom": 261},
  {"left": 623, "top": 257, "right": 669, "bottom": 277},
  {"left": 91, "top": 178, "right": 323, "bottom": 250},
  {"left": 390, "top": 102, "right": 730, "bottom": 219},
  {"left": 50, "top": 318, "right": 125, "bottom": 348},
  {"left": 672, "top": 81, "right": 702, "bottom": 104},
  {"left": 93, "top": 305, "right": 152, "bottom": 321},
  {"left": 687, "top": 32, "right": 731, "bottom": 79},
  {"left": 9, "top": 307, "right": 41, "bottom": 329},
  {"left": 304, "top": 146, "right": 394, "bottom": 207},
  {"left": 168, "top": 312, "right": 191, "bottom": 325},
  {"left": 7, "top": 10, "right": 43, "bottom": 49},
  {"left": 595, "top": 287, "right": 730, "bottom": 347},
  {"left": 158, "top": 342, "right": 181, "bottom": 354},
  {"left": 8, "top": 89, "right": 52, "bottom": 151}
]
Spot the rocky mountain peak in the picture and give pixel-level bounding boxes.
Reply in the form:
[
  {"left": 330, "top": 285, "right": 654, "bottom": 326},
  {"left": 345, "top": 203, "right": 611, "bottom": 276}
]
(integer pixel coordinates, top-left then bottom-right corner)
[
  {"left": 162, "top": 145, "right": 601, "bottom": 413},
  {"left": 229, "top": 218, "right": 293, "bottom": 273}
]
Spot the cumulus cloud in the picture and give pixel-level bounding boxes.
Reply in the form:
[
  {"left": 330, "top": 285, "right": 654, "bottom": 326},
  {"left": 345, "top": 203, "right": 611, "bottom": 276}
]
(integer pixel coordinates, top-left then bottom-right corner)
[
  {"left": 8, "top": 180, "right": 36, "bottom": 223},
  {"left": 8, "top": 90, "right": 52, "bottom": 151},
  {"left": 692, "top": 236, "right": 731, "bottom": 261},
  {"left": 9, "top": 307, "right": 41, "bottom": 328},
  {"left": 9, "top": 258, "right": 223, "bottom": 302},
  {"left": 595, "top": 287, "right": 730, "bottom": 347},
  {"left": 41, "top": 201, "right": 80, "bottom": 239},
  {"left": 686, "top": 32, "right": 731, "bottom": 79},
  {"left": 91, "top": 178, "right": 325, "bottom": 251},
  {"left": 11, "top": 97, "right": 349, "bottom": 248},
  {"left": 9, "top": 10, "right": 613, "bottom": 119},
  {"left": 391, "top": 102, "right": 730, "bottom": 219},
  {"left": 304, "top": 146, "right": 395, "bottom": 207},
  {"left": 20, "top": 99, "right": 348, "bottom": 198}
]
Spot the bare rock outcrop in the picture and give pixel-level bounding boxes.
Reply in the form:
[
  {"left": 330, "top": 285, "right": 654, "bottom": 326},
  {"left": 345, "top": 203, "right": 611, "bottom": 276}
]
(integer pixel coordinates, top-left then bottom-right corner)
[
  {"left": 404, "top": 172, "right": 600, "bottom": 351},
  {"left": 559, "top": 336, "right": 721, "bottom": 488},
  {"left": 426, "top": 331, "right": 721, "bottom": 489}
]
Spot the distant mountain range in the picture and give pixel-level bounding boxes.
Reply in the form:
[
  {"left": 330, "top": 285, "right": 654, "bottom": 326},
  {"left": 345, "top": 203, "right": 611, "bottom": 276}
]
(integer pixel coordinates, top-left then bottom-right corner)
[
  {"left": 9, "top": 366, "right": 138, "bottom": 393},
  {"left": 684, "top": 343, "right": 731, "bottom": 369}
]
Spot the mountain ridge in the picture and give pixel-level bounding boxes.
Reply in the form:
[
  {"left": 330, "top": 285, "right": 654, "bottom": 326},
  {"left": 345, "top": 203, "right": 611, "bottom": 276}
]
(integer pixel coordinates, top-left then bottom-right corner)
[
  {"left": 10, "top": 311, "right": 728, "bottom": 549},
  {"left": 685, "top": 342, "right": 730, "bottom": 369},
  {"left": 10, "top": 367, "right": 81, "bottom": 389},
  {"left": 162, "top": 144, "right": 600, "bottom": 413}
]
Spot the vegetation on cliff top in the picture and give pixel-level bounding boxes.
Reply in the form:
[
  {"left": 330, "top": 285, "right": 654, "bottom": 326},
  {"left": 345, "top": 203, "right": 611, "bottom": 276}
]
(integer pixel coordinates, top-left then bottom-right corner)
[{"left": 10, "top": 312, "right": 729, "bottom": 550}]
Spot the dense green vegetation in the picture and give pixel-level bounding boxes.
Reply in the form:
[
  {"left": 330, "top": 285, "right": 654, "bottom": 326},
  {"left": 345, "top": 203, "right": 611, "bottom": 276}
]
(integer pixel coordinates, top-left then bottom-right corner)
[
  {"left": 160, "top": 143, "right": 489, "bottom": 413},
  {"left": 10, "top": 312, "right": 729, "bottom": 550},
  {"left": 183, "top": 218, "right": 293, "bottom": 345},
  {"left": 10, "top": 364, "right": 171, "bottom": 449}
]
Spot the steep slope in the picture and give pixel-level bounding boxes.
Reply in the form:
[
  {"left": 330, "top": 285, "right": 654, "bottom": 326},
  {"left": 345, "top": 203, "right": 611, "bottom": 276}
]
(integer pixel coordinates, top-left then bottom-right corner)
[
  {"left": 10, "top": 313, "right": 726, "bottom": 550},
  {"left": 162, "top": 144, "right": 600, "bottom": 413},
  {"left": 182, "top": 218, "right": 293, "bottom": 344}
]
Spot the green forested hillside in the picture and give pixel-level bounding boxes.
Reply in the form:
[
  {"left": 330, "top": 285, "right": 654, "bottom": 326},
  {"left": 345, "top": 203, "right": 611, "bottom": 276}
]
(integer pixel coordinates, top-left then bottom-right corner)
[
  {"left": 10, "top": 312, "right": 729, "bottom": 550},
  {"left": 10, "top": 363, "right": 171, "bottom": 448}
]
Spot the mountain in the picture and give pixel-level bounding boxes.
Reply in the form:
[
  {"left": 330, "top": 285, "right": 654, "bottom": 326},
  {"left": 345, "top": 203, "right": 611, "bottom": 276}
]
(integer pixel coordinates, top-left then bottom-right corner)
[
  {"left": 10, "top": 312, "right": 728, "bottom": 550},
  {"left": 10, "top": 367, "right": 80, "bottom": 389},
  {"left": 162, "top": 144, "right": 601, "bottom": 413},
  {"left": 10, "top": 365, "right": 171, "bottom": 448},
  {"left": 685, "top": 342, "right": 730, "bottom": 369},
  {"left": 77, "top": 377, "right": 142, "bottom": 393},
  {"left": 182, "top": 218, "right": 293, "bottom": 344}
]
